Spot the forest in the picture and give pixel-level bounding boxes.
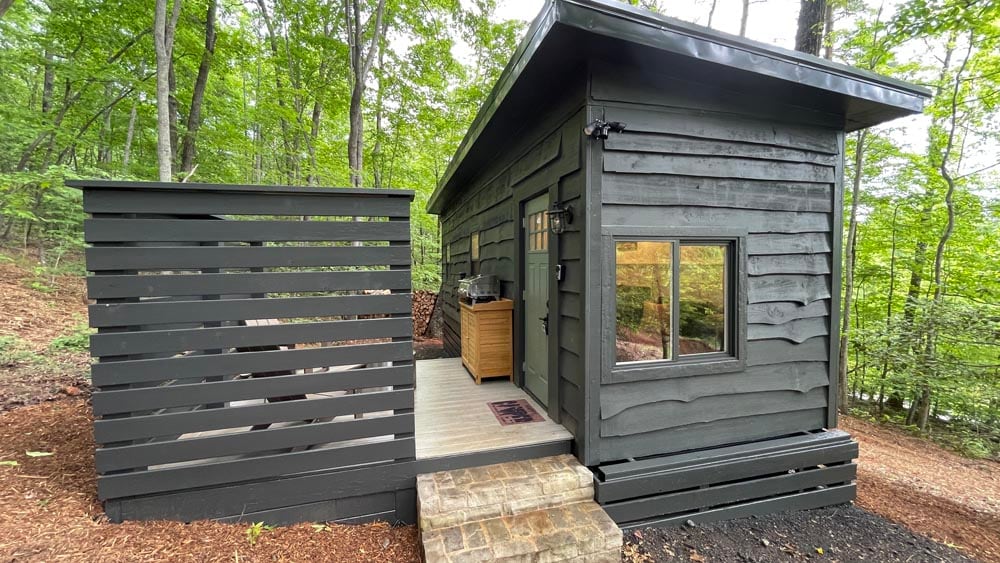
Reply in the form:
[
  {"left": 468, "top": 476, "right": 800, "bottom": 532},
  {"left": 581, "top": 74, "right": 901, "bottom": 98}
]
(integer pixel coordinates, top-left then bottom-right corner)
[{"left": 0, "top": 0, "right": 997, "bottom": 456}]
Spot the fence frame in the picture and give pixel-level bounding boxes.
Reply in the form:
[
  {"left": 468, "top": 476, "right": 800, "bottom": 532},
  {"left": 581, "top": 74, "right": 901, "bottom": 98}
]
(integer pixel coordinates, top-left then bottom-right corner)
[{"left": 72, "top": 180, "right": 419, "bottom": 525}]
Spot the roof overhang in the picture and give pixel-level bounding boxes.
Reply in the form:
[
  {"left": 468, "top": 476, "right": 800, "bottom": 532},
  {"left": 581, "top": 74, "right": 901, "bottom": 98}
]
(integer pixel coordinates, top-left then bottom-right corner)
[{"left": 427, "top": 0, "right": 932, "bottom": 214}]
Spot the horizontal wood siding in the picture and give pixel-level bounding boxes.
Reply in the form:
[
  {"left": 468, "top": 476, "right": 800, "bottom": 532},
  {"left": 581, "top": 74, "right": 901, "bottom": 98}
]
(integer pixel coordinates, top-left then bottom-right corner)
[
  {"left": 78, "top": 181, "right": 417, "bottom": 525},
  {"left": 596, "top": 94, "right": 838, "bottom": 461},
  {"left": 437, "top": 85, "right": 587, "bottom": 453}
]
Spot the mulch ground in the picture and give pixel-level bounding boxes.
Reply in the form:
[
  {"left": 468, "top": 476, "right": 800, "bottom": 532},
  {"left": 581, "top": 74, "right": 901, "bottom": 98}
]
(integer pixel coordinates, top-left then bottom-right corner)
[
  {"left": 624, "top": 505, "right": 974, "bottom": 562},
  {"left": 843, "top": 416, "right": 1000, "bottom": 562},
  {"left": 0, "top": 399, "right": 421, "bottom": 562}
]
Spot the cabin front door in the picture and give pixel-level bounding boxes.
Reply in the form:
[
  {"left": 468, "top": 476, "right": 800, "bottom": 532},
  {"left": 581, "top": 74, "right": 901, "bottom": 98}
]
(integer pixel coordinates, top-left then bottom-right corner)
[{"left": 522, "top": 193, "right": 549, "bottom": 406}]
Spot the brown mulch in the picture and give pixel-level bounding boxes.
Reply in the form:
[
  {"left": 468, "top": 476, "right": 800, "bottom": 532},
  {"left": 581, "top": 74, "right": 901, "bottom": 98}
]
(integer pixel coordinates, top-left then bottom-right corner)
[
  {"left": 0, "top": 259, "right": 91, "bottom": 411},
  {"left": 844, "top": 415, "right": 1000, "bottom": 562},
  {"left": 0, "top": 399, "right": 422, "bottom": 562},
  {"left": 0, "top": 259, "right": 87, "bottom": 350}
]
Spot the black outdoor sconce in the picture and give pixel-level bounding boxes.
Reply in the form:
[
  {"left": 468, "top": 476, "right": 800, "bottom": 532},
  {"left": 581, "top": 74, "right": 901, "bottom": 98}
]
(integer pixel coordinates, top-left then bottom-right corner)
[
  {"left": 583, "top": 119, "right": 627, "bottom": 140},
  {"left": 546, "top": 202, "right": 573, "bottom": 235}
]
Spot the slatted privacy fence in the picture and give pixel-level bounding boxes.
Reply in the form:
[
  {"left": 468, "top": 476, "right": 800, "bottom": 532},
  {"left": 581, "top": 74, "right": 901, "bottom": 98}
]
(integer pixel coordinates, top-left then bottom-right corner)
[{"left": 72, "top": 180, "right": 417, "bottom": 523}]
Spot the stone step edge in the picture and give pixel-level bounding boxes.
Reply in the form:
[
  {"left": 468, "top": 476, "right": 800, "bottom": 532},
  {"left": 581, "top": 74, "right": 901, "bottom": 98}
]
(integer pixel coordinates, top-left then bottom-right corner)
[
  {"left": 421, "top": 500, "right": 623, "bottom": 563},
  {"left": 417, "top": 454, "right": 594, "bottom": 532}
]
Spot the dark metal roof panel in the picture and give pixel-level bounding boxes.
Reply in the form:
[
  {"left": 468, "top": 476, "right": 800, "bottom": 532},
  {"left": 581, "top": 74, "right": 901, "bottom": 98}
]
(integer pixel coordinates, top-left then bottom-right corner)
[
  {"left": 427, "top": 0, "right": 931, "bottom": 214},
  {"left": 68, "top": 180, "right": 415, "bottom": 199}
]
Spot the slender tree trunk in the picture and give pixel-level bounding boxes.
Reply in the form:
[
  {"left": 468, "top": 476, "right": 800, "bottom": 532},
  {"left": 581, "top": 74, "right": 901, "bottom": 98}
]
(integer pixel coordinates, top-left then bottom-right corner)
[
  {"left": 0, "top": 0, "right": 14, "bottom": 20},
  {"left": 180, "top": 0, "right": 218, "bottom": 174},
  {"left": 344, "top": 0, "right": 385, "bottom": 188},
  {"left": 255, "top": 0, "right": 294, "bottom": 184},
  {"left": 838, "top": 129, "right": 867, "bottom": 413},
  {"left": 97, "top": 84, "right": 113, "bottom": 164},
  {"left": 822, "top": 1, "right": 834, "bottom": 59},
  {"left": 122, "top": 103, "right": 137, "bottom": 173},
  {"left": 154, "top": 0, "right": 182, "bottom": 181},
  {"left": 739, "top": 0, "right": 749, "bottom": 36},
  {"left": 707, "top": 0, "right": 718, "bottom": 28},
  {"left": 795, "top": 0, "right": 826, "bottom": 55}
]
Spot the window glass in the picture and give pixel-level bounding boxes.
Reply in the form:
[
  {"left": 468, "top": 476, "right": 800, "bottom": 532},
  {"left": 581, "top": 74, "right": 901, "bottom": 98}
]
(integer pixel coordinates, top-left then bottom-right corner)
[
  {"left": 471, "top": 232, "right": 480, "bottom": 261},
  {"left": 528, "top": 211, "right": 548, "bottom": 251},
  {"left": 615, "top": 241, "right": 672, "bottom": 363},
  {"left": 680, "top": 245, "right": 727, "bottom": 355}
]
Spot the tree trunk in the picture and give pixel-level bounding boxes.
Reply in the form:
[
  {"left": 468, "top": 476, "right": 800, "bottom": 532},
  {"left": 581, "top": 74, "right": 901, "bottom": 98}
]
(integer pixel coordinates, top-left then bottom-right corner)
[
  {"left": 344, "top": 0, "right": 386, "bottom": 188},
  {"left": 795, "top": 0, "right": 826, "bottom": 55},
  {"left": 154, "top": 0, "right": 182, "bottom": 182},
  {"left": 739, "top": 0, "right": 749, "bottom": 36},
  {"left": 255, "top": 0, "right": 294, "bottom": 184},
  {"left": 707, "top": 0, "right": 718, "bottom": 28},
  {"left": 822, "top": 1, "right": 834, "bottom": 59},
  {"left": 0, "top": 0, "right": 14, "bottom": 20},
  {"left": 180, "top": 0, "right": 218, "bottom": 174},
  {"left": 838, "top": 129, "right": 866, "bottom": 413},
  {"left": 122, "top": 103, "right": 137, "bottom": 173}
]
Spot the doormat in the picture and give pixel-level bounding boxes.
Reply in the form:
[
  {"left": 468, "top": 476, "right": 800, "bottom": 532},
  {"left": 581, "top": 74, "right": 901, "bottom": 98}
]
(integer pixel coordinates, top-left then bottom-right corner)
[{"left": 487, "top": 399, "right": 545, "bottom": 426}]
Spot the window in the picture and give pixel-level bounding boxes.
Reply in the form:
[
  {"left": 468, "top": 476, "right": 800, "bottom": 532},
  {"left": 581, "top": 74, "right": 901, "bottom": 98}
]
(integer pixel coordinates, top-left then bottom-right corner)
[
  {"left": 471, "top": 232, "right": 480, "bottom": 261},
  {"left": 527, "top": 210, "right": 548, "bottom": 252},
  {"left": 604, "top": 227, "right": 746, "bottom": 381}
]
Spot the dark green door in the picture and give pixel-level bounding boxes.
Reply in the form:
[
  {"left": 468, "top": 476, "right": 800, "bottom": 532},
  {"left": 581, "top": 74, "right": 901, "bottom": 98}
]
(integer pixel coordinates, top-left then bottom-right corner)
[{"left": 523, "top": 194, "right": 549, "bottom": 405}]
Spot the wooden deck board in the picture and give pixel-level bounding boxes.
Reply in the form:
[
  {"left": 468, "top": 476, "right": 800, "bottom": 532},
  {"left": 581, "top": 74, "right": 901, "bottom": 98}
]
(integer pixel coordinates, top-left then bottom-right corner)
[{"left": 414, "top": 358, "right": 573, "bottom": 460}]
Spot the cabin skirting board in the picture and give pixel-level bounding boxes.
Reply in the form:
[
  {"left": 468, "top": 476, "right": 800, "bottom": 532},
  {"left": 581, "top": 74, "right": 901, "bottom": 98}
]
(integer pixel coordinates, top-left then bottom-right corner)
[{"left": 594, "top": 429, "right": 858, "bottom": 529}]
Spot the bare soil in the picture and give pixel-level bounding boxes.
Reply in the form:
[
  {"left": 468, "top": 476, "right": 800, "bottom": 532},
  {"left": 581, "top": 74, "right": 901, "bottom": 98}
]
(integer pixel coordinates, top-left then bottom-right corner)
[
  {"left": 624, "top": 505, "right": 974, "bottom": 562},
  {"left": 843, "top": 416, "right": 1000, "bottom": 562}
]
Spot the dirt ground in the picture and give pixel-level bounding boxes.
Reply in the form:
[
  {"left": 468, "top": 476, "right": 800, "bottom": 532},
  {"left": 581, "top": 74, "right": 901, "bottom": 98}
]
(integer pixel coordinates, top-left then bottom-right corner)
[
  {"left": 624, "top": 505, "right": 974, "bottom": 563},
  {"left": 0, "top": 259, "right": 91, "bottom": 411},
  {"left": 843, "top": 416, "right": 1000, "bottom": 562}
]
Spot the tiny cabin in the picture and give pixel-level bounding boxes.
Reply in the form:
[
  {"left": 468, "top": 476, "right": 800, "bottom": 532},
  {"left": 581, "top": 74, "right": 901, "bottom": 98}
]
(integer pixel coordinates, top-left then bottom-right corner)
[{"left": 431, "top": 0, "right": 929, "bottom": 524}]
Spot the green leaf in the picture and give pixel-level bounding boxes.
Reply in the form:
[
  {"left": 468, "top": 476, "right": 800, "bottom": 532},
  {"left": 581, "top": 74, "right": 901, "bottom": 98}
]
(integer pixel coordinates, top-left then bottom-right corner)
[{"left": 25, "top": 451, "right": 54, "bottom": 457}]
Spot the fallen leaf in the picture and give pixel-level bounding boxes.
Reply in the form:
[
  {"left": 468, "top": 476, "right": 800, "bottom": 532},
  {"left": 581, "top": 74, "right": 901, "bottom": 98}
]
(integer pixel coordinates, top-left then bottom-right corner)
[
  {"left": 25, "top": 451, "right": 53, "bottom": 457},
  {"left": 761, "top": 538, "right": 771, "bottom": 547},
  {"left": 690, "top": 551, "right": 706, "bottom": 562},
  {"left": 0, "top": 460, "right": 18, "bottom": 466},
  {"left": 816, "top": 547, "right": 825, "bottom": 555}
]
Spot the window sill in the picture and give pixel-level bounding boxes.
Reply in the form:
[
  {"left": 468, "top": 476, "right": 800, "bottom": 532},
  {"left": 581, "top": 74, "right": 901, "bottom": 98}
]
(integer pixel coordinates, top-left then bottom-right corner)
[{"left": 604, "top": 357, "right": 745, "bottom": 385}]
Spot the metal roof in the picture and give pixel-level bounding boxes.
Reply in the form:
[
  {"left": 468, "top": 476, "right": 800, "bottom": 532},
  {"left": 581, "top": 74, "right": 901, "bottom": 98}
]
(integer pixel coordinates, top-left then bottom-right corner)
[{"left": 427, "top": 0, "right": 931, "bottom": 214}]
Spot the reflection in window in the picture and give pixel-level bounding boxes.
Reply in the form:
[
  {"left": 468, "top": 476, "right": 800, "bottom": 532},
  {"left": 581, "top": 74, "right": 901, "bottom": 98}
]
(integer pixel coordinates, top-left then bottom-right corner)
[
  {"left": 615, "top": 241, "right": 672, "bottom": 363},
  {"left": 680, "top": 245, "right": 727, "bottom": 355},
  {"left": 528, "top": 211, "right": 548, "bottom": 251},
  {"left": 614, "top": 240, "right": 730, "bottom": 365},
  {"left": 471, "top": 232, "right": 480, "bottom": 261}
]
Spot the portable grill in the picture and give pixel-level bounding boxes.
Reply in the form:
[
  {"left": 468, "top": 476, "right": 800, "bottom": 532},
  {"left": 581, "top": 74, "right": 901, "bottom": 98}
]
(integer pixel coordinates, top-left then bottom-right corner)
[{"left": 458, "top": 274, "right": 500, "bottom": 304}]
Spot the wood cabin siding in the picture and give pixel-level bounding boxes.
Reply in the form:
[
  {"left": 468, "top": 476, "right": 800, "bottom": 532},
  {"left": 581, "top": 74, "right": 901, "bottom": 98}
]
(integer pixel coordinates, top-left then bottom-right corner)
[
  {"left": 592, "top": 66, "right": 841, "bottom": 463},
  {"left": 438, "top": 89, "right": 589, "bottom": 454}
]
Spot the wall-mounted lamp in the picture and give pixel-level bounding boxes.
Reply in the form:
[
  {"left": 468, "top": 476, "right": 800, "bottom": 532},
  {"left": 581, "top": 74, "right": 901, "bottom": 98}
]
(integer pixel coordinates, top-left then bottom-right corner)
[
  {"left": 546, "top": 202, "right": 573, "bottom": 235},
  {"left": 583, "top": 119, "right": 627, "bottom": 140}
]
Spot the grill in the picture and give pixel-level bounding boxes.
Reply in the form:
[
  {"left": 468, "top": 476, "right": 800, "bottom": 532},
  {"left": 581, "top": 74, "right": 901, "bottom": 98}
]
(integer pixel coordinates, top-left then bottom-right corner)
[{"left": 458, "top": 274, "right": 500, "bottom": 304}]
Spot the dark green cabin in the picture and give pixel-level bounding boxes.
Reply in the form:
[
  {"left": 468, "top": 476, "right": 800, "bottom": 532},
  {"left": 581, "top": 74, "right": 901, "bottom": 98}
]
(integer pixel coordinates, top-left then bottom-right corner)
[{"left": 429, "top": 0, "right": 929, "bottom": 525}]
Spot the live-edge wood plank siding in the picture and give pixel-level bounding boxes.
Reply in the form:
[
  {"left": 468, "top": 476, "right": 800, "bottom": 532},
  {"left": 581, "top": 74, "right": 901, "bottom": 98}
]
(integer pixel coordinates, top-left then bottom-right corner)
[
  {"left": 596, "top": 94, "right": 837, "bottom": 461},
  {"left": 438, "top": 82, "right": 588, "bottom": 455}
]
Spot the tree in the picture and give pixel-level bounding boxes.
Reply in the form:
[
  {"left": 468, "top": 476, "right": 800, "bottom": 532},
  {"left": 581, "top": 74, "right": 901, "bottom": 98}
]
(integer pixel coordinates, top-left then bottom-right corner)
[
  {"left": 795, "top": 0, "right": 826, "bottom": 55},
  {"left": 179, "top": 0, "right": 217, "bottom": 176},
  {"left": 153, "top": 0, "right": 181, "bottom": 181},
  {"left": 344, "top": 0, "right": 386, "bottom": 187}
]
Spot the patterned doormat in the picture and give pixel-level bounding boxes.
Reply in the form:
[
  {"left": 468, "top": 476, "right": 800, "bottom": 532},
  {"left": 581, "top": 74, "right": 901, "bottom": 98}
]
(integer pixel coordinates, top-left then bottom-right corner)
[{"left": 487, "top": 399, "right": 545, "bottom": 426}]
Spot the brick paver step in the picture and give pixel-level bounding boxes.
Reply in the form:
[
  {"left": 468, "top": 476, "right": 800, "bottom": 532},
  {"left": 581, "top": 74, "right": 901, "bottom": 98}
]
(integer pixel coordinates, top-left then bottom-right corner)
[
  {"left": 417, "top": 454, "right": 594, "bottom": 532},
  {"left": 421, "top": 501, "right": 622, "bottom": 563}
]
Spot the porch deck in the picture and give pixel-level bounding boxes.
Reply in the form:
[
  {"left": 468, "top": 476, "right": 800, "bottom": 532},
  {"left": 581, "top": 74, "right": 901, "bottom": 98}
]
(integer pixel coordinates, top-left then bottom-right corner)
[{"left": 415, "top": 357, "right": 572, "bottom": 462}]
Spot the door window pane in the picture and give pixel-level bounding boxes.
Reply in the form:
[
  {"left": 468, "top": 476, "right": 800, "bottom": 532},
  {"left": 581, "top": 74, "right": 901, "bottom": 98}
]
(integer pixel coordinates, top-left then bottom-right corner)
[
  {"left": 679, "top": 244, "right": 727, "bottom": 355},
  {"left": 615, "top": 241, "right": 672, "bottom": 363}
]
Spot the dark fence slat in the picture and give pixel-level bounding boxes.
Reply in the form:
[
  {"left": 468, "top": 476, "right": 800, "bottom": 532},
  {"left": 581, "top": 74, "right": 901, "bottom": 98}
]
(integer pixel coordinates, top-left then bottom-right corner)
[
  {"left": 83, "top": 189, "right": 411, "bottom": 217},
  {"left": 91, "top": 341, "right": 413, "bottom": 387},
  {"left": 91, "top": 365, "right": 414, "bottom": 415},
  {"left": 87, "top": 270, "right": 412, "bottom": 299},
  {"left": 98, "top": 438, "right": 416, "bottom": 500},
  {"left": 85, "top": 245, "right": 412, "bottom": 271},
  {"left": 89, "top": 294, "right": 411, "bottom": 328},
  {"left": 95, "top": 414, "right": 415, "bottom": 472},
  {"left": 84, "top": 219, "right": 411, "bottom": 243},
  {"left": 90, "top": 317, "right": 413, "bottom": 358},
  {"left": 93, "top": 389, "right": 415, "bottom": 443}
]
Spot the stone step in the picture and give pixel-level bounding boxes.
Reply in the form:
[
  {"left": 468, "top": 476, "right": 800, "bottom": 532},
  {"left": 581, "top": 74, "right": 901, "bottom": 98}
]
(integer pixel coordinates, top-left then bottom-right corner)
[
  {"left": 417, "top": 454, "right": 594, "bottom": 532},
  {"left": 421, "top": 501, "right": 623, "bottom": 563}
]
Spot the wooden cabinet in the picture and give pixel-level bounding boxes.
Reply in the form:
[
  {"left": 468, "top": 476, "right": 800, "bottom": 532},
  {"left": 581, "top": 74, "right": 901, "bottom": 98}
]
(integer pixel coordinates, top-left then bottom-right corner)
[{"left": 460, "top": 298, "right": 513, "bottom": 384}]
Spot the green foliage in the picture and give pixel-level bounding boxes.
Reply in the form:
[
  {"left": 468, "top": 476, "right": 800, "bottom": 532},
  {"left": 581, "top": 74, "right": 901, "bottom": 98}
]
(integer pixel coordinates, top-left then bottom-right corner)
[
  {"left": 50, "top": 324, "right": 93, "bottom": 352},
  {"left": 0, "top": 335, "right": 40, "bottom": 366},
  {"left": 245, "top": 522, "right": 273, "bottom": 546}
]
